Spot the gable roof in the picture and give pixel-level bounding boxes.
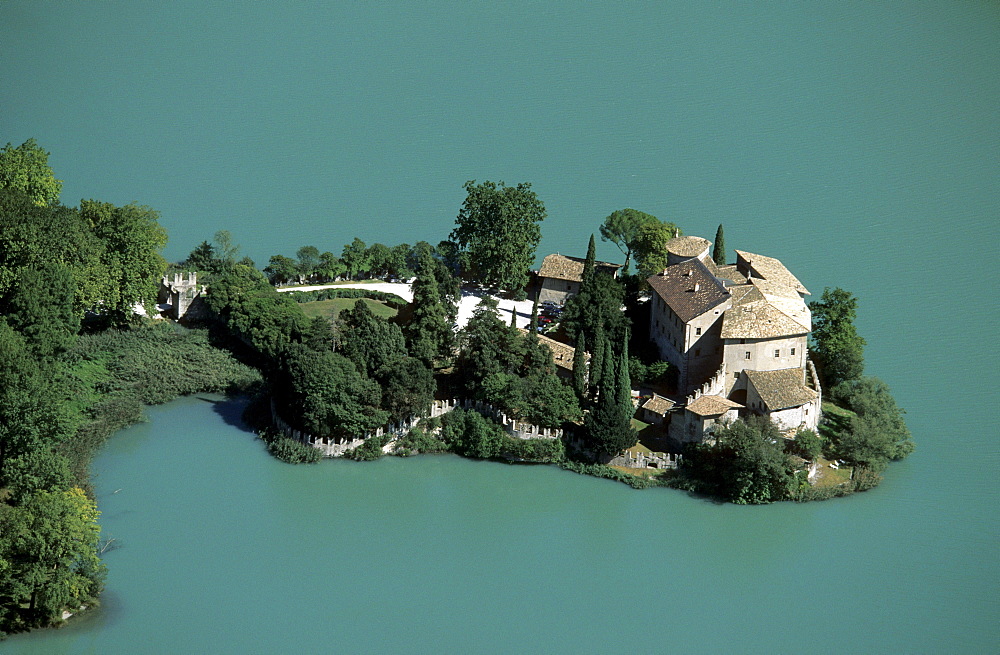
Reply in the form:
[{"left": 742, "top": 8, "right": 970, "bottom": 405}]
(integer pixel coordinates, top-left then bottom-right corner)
[
  {"left": 720, "top": 299, "right": 810, "bottom": 339},
  {"left": 735, "top": 250, "right": 810, "bottom": 295},
  {"left": 538, "top": 254, "right": 621, "bottom": 283},
  {"left": 745, "top": 368, "right": 818, "bottom": 411},
  {"left": 641, "top": 394, "right": 675, "bottom": 415},
  {"left": 647, "top": 257, "right": 731, "bottom": 323},
  {"left": 685, "top": 394, "right": 743, "bottom": 416}
]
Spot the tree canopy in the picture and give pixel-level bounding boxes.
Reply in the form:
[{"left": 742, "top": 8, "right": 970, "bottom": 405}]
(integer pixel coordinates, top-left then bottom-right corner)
[
  {"left": 0, "top": 138, "right": 63, "bottom": 207},
  {"left": 713, "top": 224, "right": 726, "bottom": 265},
  {"left": 451, "top": 180, "right": 545, "bottom": 297},
  {"left": 809, "top": 287, "right": 866, "bottom": 387},
  {"left": 633, "top": 220, "right": 681, "bottom": 279},
  {"left": 599, "top": 208, "right": 660, "bottom": 273}
]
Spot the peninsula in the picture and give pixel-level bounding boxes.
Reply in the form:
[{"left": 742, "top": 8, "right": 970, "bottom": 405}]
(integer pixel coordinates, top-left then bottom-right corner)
[{"left": 0, "top": 140, "right": 913, "bottom": 636}]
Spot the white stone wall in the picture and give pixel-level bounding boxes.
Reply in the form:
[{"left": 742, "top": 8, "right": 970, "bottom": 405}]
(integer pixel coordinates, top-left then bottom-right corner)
[
  {"left": 538, "top": 278, "right": 578, "bottom": 305},
  {"left": 722, "top": 335, "right": 807, "bottom": 392}
]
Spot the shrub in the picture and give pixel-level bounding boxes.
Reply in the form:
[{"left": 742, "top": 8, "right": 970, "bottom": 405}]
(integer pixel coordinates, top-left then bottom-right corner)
[
  {"left": 285, "top": 288, "right": 408, "bottom": 308},
  {"left": 267, "top": 436, "right": 322, "bottom": 464}
]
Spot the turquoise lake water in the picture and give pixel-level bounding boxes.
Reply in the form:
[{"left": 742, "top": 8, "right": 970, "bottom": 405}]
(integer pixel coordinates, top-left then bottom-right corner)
[{"left": 3, "top": 2, "right": 998, "bottom": 652}]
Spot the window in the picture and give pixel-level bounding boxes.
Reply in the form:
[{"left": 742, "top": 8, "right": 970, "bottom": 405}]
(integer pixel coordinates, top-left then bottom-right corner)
[
  {"left": 695, "top": 327, "right": 702, "bottom": 336},
  {"left": 745, "top": 351, "right": 751, "bottom": 360},
  {"left": 734, "top": 372, "right": 740, "bottom": 379},
  {"left": 740, "top": 339, "right": 746, "bottom": 344},
  {"left": 790, "top": 347, "right": 796, "bottom": 356},
  {"left": 774, "top": 349, "right": 780, "bottom": 358},
  {"left": 566, "top": 282, "right": 572, "bottom": 290}
]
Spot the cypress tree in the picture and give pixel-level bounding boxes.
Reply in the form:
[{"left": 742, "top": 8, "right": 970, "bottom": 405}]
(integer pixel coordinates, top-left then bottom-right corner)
[
  {"left": 616, "top": 332, "right": 633, "bottom": 422},
  {"left": 589, "top": 325, "right": 605, "bottom": 398},
  {"left": 529, "top": 295, "right": 539, "bottom": 332},
  {"left": 582, "top": 234, "right": 597, "bottom": 285},
  {"left": 713, "top": 224, "right": 726, "bottom": 266},
  {"left": 572, "top": 332, "right": 587, "bottom": 398},
  {"left": 510, "top": 308, "right": 518, "bottom": 328},
  {"left": 601, "top": 335, "right": 615, "bottom": 400}
]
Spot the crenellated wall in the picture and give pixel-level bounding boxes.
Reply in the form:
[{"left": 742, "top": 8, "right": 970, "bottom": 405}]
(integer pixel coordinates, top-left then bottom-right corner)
[{"left": 271, "top": 397, "right": 564, "bottom": 458}]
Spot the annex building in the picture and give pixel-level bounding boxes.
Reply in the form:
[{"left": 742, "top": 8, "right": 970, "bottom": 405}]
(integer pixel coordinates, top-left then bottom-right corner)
[{"left": 647, "top": 236, "right": 821, "bottom": 444}]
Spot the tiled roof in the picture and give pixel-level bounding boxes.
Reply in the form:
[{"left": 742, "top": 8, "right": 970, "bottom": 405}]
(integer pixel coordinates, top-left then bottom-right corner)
[
  {"left": 735, "top": 250, "right": 810, "bottom": 295},
  {"left": 686, "top": 394, "right": 743, "bottom": 416},
  {"left": 714, "top": 264, "right": 747, "bottom": 285},
  {"left": 666, "top": 236, "right": 712, "bottom": 258},
  {"left": 719, "top": 277, "right": 811, "bottom": 339},
  {"left": 641, "top": 394, "right": 675, "bottom": 415},
  {"left": 538, "top": 254, "right": 621, "bottom": 283},
  {"left": 745, "top": 368, "right": 818, "bottom": 411},
  {"left": 720, "top": 299, "right": 810, "bottom": 339},
  {"left": 646, "top": 258, "right": 730, "bottom": 323}
]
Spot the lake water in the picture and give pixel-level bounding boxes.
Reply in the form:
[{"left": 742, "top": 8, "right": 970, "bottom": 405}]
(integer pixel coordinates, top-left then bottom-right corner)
[{"left": 3, "top": 2, "right": 998, "bottom": 652}]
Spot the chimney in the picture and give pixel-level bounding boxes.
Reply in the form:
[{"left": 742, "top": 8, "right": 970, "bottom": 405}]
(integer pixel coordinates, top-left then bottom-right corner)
[{"left": 694, "top": 283, "right": 700, "bottom": 292}]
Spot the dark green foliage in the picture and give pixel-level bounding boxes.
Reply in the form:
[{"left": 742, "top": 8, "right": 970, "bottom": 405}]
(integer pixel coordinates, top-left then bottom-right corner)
[
  {"left": 681, "top": 417, "right": 794, "bottom": 504},
  {"left": 341, "top": 237, "right": 372, "bottom": 279},
  {"left": 790, "top": 428, "right": 824, "bottom": 461},
  {"left": 281, "top": 346, "right": 388, "bottom": 440},
  {"left": 633, "top": 221, "right": 681, "bottom": 280},
  {"left": 264, "top": 254, "right": 299, "bottom": 285},
  {"left": 451, "top": 180, "right": 545, "bottom": 297},
  {"left": 184, "top": 241, "right": 217, "bottom": 272},
  {"left": 395, "top": 425, "right": 449, "bottom": 456},
  {"left": 809, "top": 287, "right": 866, "bottom": 387},
  {"left": 561, "top": 257, "right": 627, "bottom": 350},
  {"left": 830, "top": 377, "right": 914, "bottom": 470},
  {"left": 572, "top": 332, "right": 587, "bottom": 398},
  {"left": 204, "top": 264, "right": 310, "bottom": 363},
  {"left": 502, "top": 435, "right": 565, "bottom": 463},
  {"left": 376, "top": 357, "right": 436, "bottom": 424},
  {"left": 628, "top": 357, "right": 672, "bottom": 387},
  {"left": 338, "top": 299, "right": 407, "bottom": 378},
  {"left": 407, "top": 253, "right": 456, "bottom": 365},
  {"left": 530, "top": 296, "right": 539, "bottom": 332},
  {"left": 589, "top": 325, "right": 605, "bottom": 397},
  {"left": 712, "top": 224, "right": 726, "bottom": 265},
  {"left": 345, "top": 435, "right": 390, "bottom": 461},
  {"left": 5, "top": 261, "right": 79, "bottom": 359},
  {"left": 285, "top": 287, "right": 409, "bottom": 308},
  {"left": 583, "top": 234, "right": 597, "bottom": 282},
  {"left": 599, "top": 208, "right": 660, "bottom": 274},
  {"left": 583, "top": 333, "right": 636, "bottom": 457},
  {"left": 265, "top": 435, "right": 322, "bottom": 464},
  {"left": 440, "top": 409, "right": 504, "bottom": 459}
]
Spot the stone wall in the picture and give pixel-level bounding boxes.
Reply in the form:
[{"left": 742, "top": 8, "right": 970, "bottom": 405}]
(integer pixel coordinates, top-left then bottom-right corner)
[
  {"left": 609, "top": 450, "right": 680, "bottom": 470},
  {"left": 271, "top": 397, "right": 564, "bottom": 458}
]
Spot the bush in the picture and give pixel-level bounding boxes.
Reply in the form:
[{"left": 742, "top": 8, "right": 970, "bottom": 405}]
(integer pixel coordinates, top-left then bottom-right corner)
[
  {"left": 266, "top": 436, "right": 322, "bottom": 464},
  {"left": 285, "top": 288, "right": 408, "bottom": 308},
  {"left": 345, "top": 435, "right": 389, "bottom": 461},
  {"left": 440, "top": 409, "right": 504, "bottom": 459},
  {"left": 502, "top": 435, "right": 565, "bottom": 463},
  {"left": 559, "top": 460, "right": 663, "bottom": 489},
  {"left": 395, "top": 426, "right": 450, "bottom": 456}
]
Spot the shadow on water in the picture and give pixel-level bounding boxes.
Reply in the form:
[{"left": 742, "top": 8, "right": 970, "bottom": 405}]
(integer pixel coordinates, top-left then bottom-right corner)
[{"left": 199, "top": 395, "right": 254, "bottom": 433}]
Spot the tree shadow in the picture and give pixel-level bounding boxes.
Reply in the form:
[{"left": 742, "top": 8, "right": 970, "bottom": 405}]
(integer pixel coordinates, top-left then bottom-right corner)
[{"left": 199, "top": 395, "right": 255, "bottom": 433}]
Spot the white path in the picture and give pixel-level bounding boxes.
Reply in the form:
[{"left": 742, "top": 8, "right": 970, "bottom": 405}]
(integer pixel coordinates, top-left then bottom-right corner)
[{"left": 277, "top": 282, "right": 536, "bottom": 330}]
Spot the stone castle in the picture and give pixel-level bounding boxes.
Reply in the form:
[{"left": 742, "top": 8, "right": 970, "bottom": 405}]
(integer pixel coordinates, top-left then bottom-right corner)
[{"left": 645, "top": 236, "right": 821, "bottom": 444}]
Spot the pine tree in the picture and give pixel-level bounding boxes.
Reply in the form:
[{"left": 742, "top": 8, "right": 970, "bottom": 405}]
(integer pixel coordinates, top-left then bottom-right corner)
[
  {"left": 713, "top": 224, "right": 726, "bottom": 266},
  {"left": 572, "top": 332, "right": 587, "bottom": 398}
]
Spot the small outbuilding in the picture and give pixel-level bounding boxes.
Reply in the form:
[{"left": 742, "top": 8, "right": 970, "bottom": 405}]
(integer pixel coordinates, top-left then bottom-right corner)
[{"left": 536, "top": 253, "right": 621, "bottom": 305}]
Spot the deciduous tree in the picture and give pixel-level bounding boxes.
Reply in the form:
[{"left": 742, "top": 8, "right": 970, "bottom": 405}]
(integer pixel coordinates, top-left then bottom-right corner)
[
  {"left": 809, "top": 287, "right": 866, "bottom": 387},
  {"left": 451, "top": 180, "right": 545, "bottom": 298},
  {"left": 0, "top": 138, "right": 62, "bottom": 207}
]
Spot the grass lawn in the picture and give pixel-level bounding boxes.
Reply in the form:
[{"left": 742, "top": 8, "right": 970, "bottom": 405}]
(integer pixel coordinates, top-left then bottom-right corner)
[
  {"left": 813, "top": 456, "right": 853, "bottom": 488},
  {"left": 299, "top": 298, "right": 398, "bottom": 322}
]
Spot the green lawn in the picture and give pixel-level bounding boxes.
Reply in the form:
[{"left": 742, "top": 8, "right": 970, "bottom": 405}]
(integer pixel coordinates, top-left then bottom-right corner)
[{"left": 299, "top": 298, "right": 399, "bottom": 322}]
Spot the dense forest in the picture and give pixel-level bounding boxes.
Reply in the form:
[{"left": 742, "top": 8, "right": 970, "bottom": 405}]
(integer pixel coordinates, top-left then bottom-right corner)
[{"left": 0, "top": 140, "right": 913, "bottom": 636}]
